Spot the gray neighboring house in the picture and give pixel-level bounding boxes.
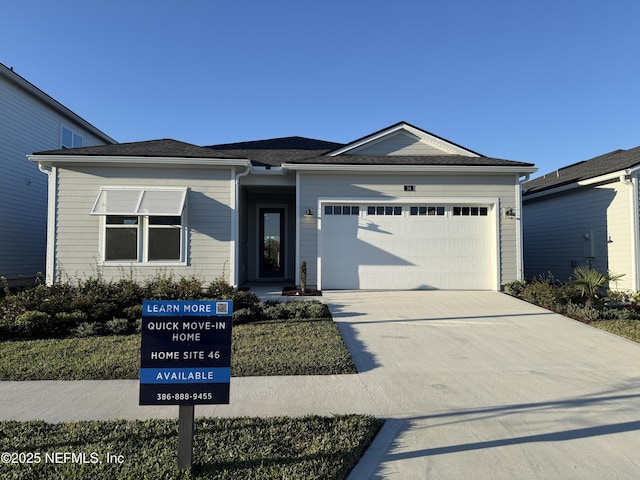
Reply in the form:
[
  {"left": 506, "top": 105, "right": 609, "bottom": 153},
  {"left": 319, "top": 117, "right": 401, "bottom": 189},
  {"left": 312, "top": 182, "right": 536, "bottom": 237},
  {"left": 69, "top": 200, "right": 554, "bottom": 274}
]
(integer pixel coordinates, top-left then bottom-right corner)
[
  {"left": 29, "top": 121, "right": 536, "bottom": 290},
  {"left": 0, "top": 63, "right": 116, "bottom": 285},
  {"left": 523, "top": 147, "right": 640, "bottom": 291}
]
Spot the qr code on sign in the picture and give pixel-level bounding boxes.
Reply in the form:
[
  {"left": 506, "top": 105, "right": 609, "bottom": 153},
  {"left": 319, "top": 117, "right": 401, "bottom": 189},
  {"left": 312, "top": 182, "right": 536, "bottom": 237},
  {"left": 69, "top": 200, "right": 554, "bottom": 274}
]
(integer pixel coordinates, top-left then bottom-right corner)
[{"left": 216, "top": 302, "right": 229, "bottom": 315}]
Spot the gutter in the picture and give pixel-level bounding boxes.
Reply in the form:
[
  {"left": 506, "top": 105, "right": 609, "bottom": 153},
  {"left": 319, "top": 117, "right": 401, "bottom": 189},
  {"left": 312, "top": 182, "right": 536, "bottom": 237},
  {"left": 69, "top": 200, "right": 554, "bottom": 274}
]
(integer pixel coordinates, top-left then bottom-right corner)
[
  {"left": 523, "top": 169, "right": 632, "bottom": 202},
  {"left": 282, "top": 163, "right": 537, "bottom": 175},
  {"left": 623, "top": 166, "right": 640, "bottom": 291},
  {"left": 37, "top": 163, "right": 57, "bottom": 284},
  {"left": 28, "top": 155, "right": 251, "bottom": 168},
  {"left": 232, "top": 165, "right": 252, "bottom": 288}
]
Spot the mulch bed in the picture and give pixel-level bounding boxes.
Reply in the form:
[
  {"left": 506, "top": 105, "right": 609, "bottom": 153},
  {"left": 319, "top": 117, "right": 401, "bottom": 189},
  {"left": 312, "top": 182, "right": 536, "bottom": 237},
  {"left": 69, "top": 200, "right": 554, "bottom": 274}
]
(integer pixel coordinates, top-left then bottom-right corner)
[{"left": 282, "top": 286, "right": 322, "bottom": 296}]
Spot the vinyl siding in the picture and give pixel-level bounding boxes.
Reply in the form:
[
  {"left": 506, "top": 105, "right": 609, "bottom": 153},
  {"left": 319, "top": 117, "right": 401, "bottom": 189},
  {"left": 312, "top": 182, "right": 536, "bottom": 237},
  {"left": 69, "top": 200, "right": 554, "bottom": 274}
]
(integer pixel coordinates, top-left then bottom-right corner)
[
  {"left": 54, "top": 166, "right": 233, "bottom": 284},
  {"left": 349, "top": 131, "right": 457, "bottom": 156},
  {"left": 523, "top": 180, "right": 633, "bottom": 290},
  {"left": 298, "top": 172, "right": 520, "bottom": 289},
  {"left": 0, "top": 74, "right": 110, "bottom": 284}
]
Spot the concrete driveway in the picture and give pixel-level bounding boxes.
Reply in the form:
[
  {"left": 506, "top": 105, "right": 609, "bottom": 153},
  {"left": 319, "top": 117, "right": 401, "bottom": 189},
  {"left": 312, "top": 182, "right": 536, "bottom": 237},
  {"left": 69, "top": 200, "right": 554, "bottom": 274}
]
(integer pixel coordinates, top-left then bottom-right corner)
[
  {"left": 2, "top": 290, "right": 640, "bottom": 478},
  {"left": 322, "top": 290, "right": 640, "bottom": 480}
]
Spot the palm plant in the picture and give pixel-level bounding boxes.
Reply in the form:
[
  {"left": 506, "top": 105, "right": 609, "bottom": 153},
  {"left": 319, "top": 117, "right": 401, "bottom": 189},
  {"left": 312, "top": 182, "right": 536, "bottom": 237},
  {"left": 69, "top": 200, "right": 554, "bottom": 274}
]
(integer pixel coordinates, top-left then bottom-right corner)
[{"left": 571, "top": 266, "right": 624, "bottom": 308}]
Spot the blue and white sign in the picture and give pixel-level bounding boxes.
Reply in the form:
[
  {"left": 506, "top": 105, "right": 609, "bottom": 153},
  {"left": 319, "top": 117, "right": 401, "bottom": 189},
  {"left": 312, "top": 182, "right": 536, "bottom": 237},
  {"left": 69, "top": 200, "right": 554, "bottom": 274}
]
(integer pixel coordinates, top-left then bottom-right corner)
[{"left": 139, "top": 300, "right": 233, "bottom": 406}]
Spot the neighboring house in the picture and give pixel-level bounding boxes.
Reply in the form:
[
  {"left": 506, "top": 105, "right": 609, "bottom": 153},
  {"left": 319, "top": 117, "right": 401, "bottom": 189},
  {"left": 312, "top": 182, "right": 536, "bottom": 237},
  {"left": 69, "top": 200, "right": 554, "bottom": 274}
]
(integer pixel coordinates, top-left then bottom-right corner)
[
  {"left": 523, "top": 147, "right": 640, "bottom": 291},
  {"left": 28, "top": 122, "right": 535, "bottom": 291},
  {"left": 0, "top": 63, "right": 116, "bottom": 285}
]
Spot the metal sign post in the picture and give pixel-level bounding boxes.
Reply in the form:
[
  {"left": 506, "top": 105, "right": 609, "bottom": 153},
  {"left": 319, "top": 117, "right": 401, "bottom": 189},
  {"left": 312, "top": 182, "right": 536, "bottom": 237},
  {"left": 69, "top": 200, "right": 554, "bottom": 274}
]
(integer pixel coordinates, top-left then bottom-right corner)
[{"left": 139, "top": 300, "right": 233, "bottom": 470}]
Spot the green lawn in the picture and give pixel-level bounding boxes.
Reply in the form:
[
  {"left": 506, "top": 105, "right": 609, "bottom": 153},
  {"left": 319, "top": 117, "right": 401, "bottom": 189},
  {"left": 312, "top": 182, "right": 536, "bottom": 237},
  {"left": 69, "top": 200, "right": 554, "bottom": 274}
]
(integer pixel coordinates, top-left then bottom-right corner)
[
  {"left": 591, "top": 319, "right": 640, "bottom": 343},
  {"left": 0, "top": 415, "right": 383, "bottom": 480},
  {"left": 0, "top": 317, "right": 356, "bottom": 380}
]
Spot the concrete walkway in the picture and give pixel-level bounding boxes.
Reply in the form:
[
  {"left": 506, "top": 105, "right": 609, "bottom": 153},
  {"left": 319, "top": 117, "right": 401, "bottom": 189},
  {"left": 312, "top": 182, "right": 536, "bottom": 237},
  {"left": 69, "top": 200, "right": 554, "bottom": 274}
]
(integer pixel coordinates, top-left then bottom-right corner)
[{"left": 2, "top": 291, "right": 640, "bottom": 478}]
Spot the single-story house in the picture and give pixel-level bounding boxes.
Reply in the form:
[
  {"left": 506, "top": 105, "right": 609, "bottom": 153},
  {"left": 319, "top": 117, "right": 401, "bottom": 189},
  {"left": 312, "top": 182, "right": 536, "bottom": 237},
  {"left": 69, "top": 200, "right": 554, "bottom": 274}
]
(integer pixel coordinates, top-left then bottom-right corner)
[
  {"left": 523, "top": 146, "right": 640, "bottom": 291},
  {"left": 29, "top": 121, "right": 536, "bottom": 291}
]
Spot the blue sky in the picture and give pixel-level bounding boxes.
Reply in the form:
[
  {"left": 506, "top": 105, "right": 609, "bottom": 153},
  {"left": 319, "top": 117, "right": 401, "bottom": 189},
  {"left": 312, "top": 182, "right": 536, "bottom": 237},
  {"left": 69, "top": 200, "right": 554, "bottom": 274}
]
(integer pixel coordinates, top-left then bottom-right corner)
[{"left": 3, "top": 0, "right": 639, "bottom": 177}]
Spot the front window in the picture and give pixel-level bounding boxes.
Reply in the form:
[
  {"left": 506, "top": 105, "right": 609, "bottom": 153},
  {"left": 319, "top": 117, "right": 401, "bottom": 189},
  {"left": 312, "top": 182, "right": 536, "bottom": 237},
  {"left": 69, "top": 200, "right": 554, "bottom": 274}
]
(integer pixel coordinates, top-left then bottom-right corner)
[
  {"left": 148, "top": 216, "right": 182, "bottom": 261},
  {"left": 105, "top": 215, "right": 183, "bottom": 263},
  {"left": 92, "top": 187, "right": 188, "bottom": 264},
  {"left": 105, "top": 216, "right": 138, "bottom": 261}
]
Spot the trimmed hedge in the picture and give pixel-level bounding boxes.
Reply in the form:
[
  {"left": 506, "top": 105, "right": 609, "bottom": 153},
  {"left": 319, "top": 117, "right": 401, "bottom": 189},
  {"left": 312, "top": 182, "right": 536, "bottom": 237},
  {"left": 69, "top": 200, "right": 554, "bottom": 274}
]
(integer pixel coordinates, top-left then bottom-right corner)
[
  {"left": 0, "top": 274, "right": 260, "bottom": 341},
  {"left": 0, "top": 274, "right": 333, "bottom": 340}
]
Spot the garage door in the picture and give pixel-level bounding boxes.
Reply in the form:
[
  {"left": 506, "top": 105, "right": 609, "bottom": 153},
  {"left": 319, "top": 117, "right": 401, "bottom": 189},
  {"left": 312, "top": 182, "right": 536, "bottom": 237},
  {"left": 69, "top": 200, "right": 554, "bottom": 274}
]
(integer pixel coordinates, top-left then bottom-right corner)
[{"left": 319, "top": 204, "right": 495, "bottom": 290}]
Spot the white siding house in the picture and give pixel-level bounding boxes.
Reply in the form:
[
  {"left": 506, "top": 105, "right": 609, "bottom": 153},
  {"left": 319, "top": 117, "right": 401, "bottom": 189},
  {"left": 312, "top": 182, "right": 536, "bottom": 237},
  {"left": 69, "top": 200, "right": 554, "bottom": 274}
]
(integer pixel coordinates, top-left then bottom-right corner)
[
  {"left": 30, "top": 122, "right": 536, "bottom": 290},
  {"left": 523, "top": 147, "right": 640, "bottom": 291},
  {"left": 0, "top": 63, "right": 115, "bottom": 285}
]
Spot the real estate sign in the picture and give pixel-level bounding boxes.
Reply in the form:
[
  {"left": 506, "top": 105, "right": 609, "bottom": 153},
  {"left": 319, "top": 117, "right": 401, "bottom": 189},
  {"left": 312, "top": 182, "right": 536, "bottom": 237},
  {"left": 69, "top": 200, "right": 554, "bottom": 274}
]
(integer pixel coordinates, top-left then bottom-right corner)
[{"left": 139, "top": 300, "right": 233, "bottom": 405}]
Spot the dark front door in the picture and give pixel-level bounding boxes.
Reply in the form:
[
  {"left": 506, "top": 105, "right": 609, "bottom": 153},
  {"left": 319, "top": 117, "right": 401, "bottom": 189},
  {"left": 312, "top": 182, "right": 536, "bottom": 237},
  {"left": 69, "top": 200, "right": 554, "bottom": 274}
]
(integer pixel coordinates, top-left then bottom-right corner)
[{"left": 259, "top": 208, "right": 285, "bottom": 277}]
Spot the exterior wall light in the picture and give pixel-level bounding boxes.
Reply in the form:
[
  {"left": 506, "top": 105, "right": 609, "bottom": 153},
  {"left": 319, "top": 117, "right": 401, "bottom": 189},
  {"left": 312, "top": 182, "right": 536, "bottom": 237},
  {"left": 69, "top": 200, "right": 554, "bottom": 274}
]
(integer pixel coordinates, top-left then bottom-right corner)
[{"left": 304, "top": 209, "right": 313, "bottom": 217}]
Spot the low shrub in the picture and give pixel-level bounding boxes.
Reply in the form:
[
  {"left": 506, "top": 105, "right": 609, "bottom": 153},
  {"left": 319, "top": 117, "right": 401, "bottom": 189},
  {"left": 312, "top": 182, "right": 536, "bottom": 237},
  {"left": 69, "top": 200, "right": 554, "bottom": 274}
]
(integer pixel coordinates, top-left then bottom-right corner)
[
  {"left": 232, "top": 308, "right": 259, "bottom": 325},
  {"left": 507, "top": 273, "right": 640, "bottom": 325},
  {"left": 72, "top": 322, "right": 108, "bottom": 337},
  {"left": 229, "top": 290, "right": 260, "bottom": 310},
  {"left": 14, "top": 310, "right": 51, "bottom": 338},
  {"left": 54, "top": 311, "right": 88, "bottom": 335},
  {"left": 504, "top": 279, "right": 527, "bottom": 297},
  {"left": 0, "top": 273, "right": 331, "bottom": 340},
  {"left": 208, "top": 275, "right": 236, "bottom": 298},
  {"left": 142, "top": 273, "right": 206, "bottom": 300},
  {"left": 105, "top": 318, "right": 135, "bottom": 335}
]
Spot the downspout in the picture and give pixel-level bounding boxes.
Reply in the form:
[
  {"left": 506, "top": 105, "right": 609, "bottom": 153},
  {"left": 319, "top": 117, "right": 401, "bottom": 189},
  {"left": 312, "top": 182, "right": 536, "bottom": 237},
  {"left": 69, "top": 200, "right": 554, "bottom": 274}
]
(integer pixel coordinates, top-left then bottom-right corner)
[
  {"left": 232, "top": 164, "right": 251, "bottom": 288},
  {"left": 623, "top": 167, "right": 640, "bottom": 291},
  {"left": 516, "top": 173, "right": 531, "bottom": 281},
  {"left": 37, "top": 162, "right": 57, "bottom": 285}
]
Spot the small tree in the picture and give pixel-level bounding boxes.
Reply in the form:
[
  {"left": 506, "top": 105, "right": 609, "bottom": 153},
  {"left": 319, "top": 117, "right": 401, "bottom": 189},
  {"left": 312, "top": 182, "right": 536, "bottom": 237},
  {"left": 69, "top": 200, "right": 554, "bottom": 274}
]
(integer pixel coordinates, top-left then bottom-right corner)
[
  {"left": 299, "top": 261, "right": 307, "bottom": 294},
  {"left": 571, "top": 266, "right": 624, "bottom": 308}
]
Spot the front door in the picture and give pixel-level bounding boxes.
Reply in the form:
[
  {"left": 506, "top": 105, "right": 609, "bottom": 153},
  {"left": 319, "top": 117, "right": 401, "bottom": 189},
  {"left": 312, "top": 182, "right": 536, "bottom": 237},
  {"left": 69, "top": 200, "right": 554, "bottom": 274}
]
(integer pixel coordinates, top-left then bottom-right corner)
[{"left": 259, "top": 208, "right": 285, "bottom": 278}]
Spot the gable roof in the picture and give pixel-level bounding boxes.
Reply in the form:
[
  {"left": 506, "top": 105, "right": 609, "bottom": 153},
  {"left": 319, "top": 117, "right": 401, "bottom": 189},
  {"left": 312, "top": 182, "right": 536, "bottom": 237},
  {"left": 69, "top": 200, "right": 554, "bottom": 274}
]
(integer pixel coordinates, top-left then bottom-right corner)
[
  {"left": 206, "top": 123, "right": 533, "bottom": 169},
  {"left": 325, "top": 121, "right": 483, "bottom": 157},
  {"left": 0, "top": 62, "right": 116, "bottom": 145},
  {"left": 524, "top": 146, "right": 640, "bottom": 195}
]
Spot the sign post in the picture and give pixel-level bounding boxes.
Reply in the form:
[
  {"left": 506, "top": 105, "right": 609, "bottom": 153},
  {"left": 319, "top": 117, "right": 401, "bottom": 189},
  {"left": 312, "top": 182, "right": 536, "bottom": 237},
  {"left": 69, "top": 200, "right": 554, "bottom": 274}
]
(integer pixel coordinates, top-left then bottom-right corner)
[{"left": 139, "top": 299, "right": 233, "bottom": 470}]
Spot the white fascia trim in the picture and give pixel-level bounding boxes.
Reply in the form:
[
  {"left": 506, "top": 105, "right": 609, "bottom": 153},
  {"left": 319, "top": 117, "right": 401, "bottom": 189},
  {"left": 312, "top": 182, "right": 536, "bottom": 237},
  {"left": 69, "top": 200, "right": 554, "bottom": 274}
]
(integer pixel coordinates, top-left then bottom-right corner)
[
  {"left": 250, "top": 166, "right": 286, "bottom": 175},
  {"left": 28, "top": 155, "right": 251, "bottom": 168},
  {"left": 283, "top": 163, "right": 537, "bottom": 174},
  {"left": 523, "top": 169, "right": 632, "bottom": 201},
  {"left": 327, "top": 123, "right": 479, "bottom": 157}
]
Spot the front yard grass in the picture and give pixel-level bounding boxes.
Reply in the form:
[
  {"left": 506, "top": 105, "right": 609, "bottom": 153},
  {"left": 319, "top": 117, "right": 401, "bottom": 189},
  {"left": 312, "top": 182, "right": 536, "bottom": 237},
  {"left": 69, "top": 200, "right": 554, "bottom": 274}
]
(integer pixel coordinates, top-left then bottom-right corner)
[
  {"left": 0, "top": 317, "right": 356, "bottom": 380},
  {"left": 0, "top": 415, "right": 383, "bottom": 479},
  {"left": 590, "top": 319, "right": 640, "bottom": 343}
]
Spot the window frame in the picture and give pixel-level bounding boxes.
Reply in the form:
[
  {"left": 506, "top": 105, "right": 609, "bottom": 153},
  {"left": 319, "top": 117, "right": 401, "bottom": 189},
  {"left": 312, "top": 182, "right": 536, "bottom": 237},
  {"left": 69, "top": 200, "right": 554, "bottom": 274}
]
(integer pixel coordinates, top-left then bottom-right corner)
[
  {"left": 103, "top": 215, "right": 186, "bottom": 264},
  {"left": 60, "top": 126, "right": 83, "bottom": 149},
  {"left": 95, "top": 187, "right": 189, "bottom": 265}
]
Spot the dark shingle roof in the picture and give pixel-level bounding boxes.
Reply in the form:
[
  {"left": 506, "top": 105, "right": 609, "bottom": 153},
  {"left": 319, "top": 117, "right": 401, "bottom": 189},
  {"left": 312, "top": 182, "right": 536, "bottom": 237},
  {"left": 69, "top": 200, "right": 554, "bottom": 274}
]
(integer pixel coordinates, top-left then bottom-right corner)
[
  {"left": 33, "top": 133, "right": 534, "bottom": 169},
  {"left": 34, "top": 139, "right": 244, "bottom": 159},
  {"left": 206, "top": 137, "right": 343, "bottom": 166},
  {"left": 524, "top": 146, "right": 640, "bottom": 195},
  {"left": 206, "top": 136, "right": 532, "bottom": 168}
]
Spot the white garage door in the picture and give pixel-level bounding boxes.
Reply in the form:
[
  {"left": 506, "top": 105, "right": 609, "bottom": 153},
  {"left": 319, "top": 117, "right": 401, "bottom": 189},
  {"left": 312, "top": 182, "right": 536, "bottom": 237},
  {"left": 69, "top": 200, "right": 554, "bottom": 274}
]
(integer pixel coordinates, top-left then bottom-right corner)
[{"left": 319, "top": 204, "right": 495, "bottom": 290}]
